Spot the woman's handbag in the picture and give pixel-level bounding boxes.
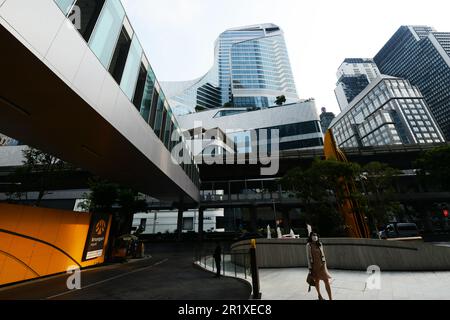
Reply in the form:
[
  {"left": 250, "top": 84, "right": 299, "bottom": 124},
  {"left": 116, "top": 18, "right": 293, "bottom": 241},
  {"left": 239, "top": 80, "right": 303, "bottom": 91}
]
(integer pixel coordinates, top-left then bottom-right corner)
[{"left": 306, "top": 272, "right": 315, "bottom": 292}]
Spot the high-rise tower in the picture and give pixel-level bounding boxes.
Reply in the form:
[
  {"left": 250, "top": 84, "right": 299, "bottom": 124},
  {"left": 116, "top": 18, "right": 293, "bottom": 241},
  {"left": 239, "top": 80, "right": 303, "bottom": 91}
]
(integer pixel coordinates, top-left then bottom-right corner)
[
  {"left": 374, "top": 26, "right": 450, "bottom": 140},
  {"left": 162, "top": 23, "right": 299, "bottom": 115}
]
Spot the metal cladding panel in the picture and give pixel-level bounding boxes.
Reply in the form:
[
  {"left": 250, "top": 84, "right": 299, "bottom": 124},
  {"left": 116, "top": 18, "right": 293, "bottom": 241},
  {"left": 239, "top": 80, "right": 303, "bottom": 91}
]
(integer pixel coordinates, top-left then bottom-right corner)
[
  {"left": 0, "top": 0, "right": 65, "bottom": 57},
  {"left": 46, "top": 20, "right": 88, "bottom": 83}
]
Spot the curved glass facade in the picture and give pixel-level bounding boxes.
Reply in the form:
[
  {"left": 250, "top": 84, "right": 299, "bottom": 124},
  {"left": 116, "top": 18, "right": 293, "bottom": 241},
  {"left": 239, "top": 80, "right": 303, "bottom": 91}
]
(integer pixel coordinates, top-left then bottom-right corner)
[
  {"left": 162, "top": 23, "right": 299, "bottom": 114},
  {"left": 230, "top": 34, "right": 298, "bottom": 107}
]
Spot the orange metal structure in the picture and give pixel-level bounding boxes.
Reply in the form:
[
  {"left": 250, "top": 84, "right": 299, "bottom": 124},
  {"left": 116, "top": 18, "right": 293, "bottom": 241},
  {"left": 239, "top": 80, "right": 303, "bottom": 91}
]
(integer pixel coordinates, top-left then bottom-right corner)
[{"left": 324, "top": 129, "right": 370, "bottom": 238}]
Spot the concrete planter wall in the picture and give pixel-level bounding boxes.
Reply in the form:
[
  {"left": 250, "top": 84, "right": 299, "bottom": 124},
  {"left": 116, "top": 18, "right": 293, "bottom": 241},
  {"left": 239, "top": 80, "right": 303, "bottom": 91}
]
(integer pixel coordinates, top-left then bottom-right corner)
[{"left": 231, "top": 238, "right": 450, "bottom": 271}]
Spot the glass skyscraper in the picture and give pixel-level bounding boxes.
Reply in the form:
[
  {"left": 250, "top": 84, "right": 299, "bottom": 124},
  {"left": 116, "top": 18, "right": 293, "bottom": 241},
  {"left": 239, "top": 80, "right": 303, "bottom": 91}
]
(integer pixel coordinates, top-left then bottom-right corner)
[
  {"left": 162, "top": 23, "right": 299, "bottom": 115},
  {"left": 374, "top": 26, "right": 450, "bottom": 141}
]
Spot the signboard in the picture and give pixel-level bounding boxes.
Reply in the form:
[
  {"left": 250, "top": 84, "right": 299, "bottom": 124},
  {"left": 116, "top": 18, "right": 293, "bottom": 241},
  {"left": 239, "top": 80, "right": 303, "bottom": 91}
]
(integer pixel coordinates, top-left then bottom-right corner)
[{"left": 83, "top": 213, "right": 110, "bottom": 261}]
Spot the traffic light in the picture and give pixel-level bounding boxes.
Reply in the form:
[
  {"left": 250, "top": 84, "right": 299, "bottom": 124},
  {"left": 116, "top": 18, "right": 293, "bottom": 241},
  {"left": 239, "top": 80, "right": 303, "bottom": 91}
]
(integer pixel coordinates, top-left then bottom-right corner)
[{"left": 444, "top": 209, "right": 449, "bottom": 218}]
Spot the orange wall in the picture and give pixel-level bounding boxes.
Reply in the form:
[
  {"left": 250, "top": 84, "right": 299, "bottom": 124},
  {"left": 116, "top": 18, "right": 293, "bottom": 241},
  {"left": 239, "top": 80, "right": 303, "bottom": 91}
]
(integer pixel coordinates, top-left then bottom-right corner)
[{"left": 0, "top": 203, "right": 111, "bottom": 286}]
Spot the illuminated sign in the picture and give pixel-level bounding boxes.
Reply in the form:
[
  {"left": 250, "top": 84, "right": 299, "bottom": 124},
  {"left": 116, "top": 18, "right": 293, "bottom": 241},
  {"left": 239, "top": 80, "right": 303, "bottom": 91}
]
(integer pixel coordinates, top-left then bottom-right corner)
[{"left": 83, "top": 213, "right": 110, "bottom": 261}]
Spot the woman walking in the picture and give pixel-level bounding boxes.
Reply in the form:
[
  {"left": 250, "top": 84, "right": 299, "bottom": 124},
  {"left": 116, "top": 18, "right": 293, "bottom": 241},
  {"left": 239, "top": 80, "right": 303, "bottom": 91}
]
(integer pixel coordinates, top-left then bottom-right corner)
[{"left": 306, "top": 232, "right": 333, "bottom": 300}]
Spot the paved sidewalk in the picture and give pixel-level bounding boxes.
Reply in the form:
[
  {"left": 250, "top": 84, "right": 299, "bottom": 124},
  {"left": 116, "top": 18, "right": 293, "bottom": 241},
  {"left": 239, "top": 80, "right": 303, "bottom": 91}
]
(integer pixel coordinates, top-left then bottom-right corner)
[
  {"left": 197, "top": 256, "right": 450, "bottom": 300},
  {"left": 259, "top": 268, "right": 450, "bottom": 300}
]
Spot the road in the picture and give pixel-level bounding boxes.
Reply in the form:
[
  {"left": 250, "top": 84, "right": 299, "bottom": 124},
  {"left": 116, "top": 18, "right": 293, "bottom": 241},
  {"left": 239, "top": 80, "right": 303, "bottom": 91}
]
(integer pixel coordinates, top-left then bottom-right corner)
[{"left": 0, "top": 243, "right": 251, "bottom": 300}]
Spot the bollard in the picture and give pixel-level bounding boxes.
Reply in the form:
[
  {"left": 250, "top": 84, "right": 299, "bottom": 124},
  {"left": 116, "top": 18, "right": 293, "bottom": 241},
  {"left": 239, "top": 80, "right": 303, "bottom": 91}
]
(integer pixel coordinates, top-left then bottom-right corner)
[{"left": 250, "top": 239, "right": 262, "bottom": 299}]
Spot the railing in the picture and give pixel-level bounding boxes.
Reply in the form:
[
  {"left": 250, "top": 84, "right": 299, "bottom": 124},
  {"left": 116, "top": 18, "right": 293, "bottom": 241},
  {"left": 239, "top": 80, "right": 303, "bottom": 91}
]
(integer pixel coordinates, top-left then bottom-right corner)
[{"left": 194, "top": 245, "right": 252, "bottom": 280}]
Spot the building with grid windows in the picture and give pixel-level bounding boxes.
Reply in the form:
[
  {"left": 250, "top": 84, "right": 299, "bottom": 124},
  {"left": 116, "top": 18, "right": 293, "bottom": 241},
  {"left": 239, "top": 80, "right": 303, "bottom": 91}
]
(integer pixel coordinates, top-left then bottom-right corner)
[
  {"left": 374, "top": 26, "right": 450, "bottom": 141},
  {"left": 335, "top": 58, "right": 381, "bottom": 111},
  {"left": 329, "top": 76, "right": 445, "bottom": 148},
  {"left": 162, "top": 23, "right": 299, "bottom": 114}
]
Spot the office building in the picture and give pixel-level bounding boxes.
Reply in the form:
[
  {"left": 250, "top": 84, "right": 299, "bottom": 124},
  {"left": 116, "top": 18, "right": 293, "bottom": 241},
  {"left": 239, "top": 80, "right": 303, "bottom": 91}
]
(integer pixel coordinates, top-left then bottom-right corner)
[
  {"left": 319, "top": 108, "right": 336, "bottom": 133},
  {"left": 178, "top": 100, "right": 324, "bottom": 153},
  {"left": 329, "top": 76, "right": 445, "bottom": 148},
  {"left": 162, "top": 23, "right": 299, "bottom": 114},
  {"left": 374, "top": 26, "right": 450, "bottom": 141},
  {"left": 335, "top": 58, "right": 380, "bottom": 111}
]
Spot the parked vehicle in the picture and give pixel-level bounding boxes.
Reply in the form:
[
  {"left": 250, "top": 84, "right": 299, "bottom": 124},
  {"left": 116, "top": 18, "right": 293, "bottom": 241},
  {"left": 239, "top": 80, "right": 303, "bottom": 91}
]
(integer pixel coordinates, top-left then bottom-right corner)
[
  {"left": 112, "top": 234, "right": 144, "bottom": 260},
  {"left": 379, "top": 223, "right": 421, "bottom": 239}
]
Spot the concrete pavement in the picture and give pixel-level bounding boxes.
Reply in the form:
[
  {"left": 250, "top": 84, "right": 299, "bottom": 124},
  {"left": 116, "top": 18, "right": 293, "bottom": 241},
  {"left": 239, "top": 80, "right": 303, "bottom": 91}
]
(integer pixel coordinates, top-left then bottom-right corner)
[
  {"left": 197, "top": 255, "right": 450, "bottom": 300},
  {"left": 0, "top": 243, "right": 251, "bottom": 300}
]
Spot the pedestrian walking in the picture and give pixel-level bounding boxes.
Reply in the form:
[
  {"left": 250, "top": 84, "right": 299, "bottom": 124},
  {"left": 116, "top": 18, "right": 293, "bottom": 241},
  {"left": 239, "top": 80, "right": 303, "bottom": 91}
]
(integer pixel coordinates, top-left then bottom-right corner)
[
  {"left": 213, "top": 242, "right": 222, "bottom": 278},
  {"left": 306, "top": 232, "right": 333, "bottom": 300}
]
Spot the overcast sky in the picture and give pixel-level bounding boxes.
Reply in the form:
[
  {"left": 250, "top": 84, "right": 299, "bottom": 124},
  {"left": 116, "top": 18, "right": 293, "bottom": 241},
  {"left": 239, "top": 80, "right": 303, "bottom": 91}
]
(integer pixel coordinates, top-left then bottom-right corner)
[{"left": 121, "top": 0, "right": 450, "bottom": 115}]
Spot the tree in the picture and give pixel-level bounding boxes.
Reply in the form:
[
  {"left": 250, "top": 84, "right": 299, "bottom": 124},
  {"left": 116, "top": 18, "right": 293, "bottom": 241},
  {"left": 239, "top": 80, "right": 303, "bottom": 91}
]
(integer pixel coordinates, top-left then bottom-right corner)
[
  {"left": 79, "top": 178, "right": 148, "bottom": 235},
  {"left": 275, "top": 95, "right": 286, "bottom": 106},
  {"left": 7, "top": 148, "right": 67, "bottom": 206},
  {"left": 359, "top": 162, "right": 401, "bottom": 230},
  {"left": 415, "top": 145, "right": 450, "bottom": 191},
  {"left": 281, "top": 159, "right": 360, "bottom": 236},
  {"left": 223, "top": 102, "right": 233, "bottom": 108}
]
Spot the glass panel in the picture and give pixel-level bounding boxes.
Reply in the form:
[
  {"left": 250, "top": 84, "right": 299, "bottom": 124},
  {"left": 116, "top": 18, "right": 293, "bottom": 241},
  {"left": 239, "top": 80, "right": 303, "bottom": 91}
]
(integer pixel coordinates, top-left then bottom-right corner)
[
  {"left": 139, "top": 68, "right": 156, "bottom": 121},
  {"left": 54, "top": 0, "right": 75, "bottom": 15},
  {"left": 108, "top": 25, "right": 132, "bottom": 84},
  {"left": 149, "top": 90, "right": 159, "bottom": 128},
  {"left": 89, "top": 0, "right": 125, "bottom": 68},
  {"left": 73, "top": 0, "right": 106, "bottom": 41},
  {"left": 164, "top": 114, "right": 172, "bottom": 148},
  {"left": 153, "top": 97, "right": 164, "bottom": 137},
  {"left": 133, "top": 63, "right": 148, "bottom": 111},
  {"left": 160, "top": 108, "right": 168, "bottom": 141},
  {"left": 120, "top": 35, "right": 143, "bottom": 100}
]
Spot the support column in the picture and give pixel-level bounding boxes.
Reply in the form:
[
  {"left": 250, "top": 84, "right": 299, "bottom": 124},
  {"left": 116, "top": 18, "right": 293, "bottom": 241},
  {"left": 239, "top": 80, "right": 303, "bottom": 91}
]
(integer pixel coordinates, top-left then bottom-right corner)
[
  {"left": 177, "top": 207, "right": 184, "bottom": 241},
  {"left": 198, "top": 207, "right": 204, "bottom": 241},
  {"left": 250, "top": 206, "right": 258, "bottom": 233}
]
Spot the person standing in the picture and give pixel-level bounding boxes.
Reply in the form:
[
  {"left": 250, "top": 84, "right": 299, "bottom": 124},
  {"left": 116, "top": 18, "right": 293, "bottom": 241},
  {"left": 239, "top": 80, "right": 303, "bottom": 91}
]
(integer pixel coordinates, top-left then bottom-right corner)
[
  {"left": 306, "top": 232, "right": 333, "bottom": 300},
  {"left": 213, "top": 242, "right": 222, "bottom": 278}
]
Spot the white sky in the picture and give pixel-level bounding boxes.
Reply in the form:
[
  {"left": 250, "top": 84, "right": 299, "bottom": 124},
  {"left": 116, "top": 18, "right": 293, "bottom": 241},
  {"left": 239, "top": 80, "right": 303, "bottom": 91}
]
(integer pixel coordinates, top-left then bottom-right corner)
[{"left": 121, "top": 0, "right": 450, "bottom": 115}]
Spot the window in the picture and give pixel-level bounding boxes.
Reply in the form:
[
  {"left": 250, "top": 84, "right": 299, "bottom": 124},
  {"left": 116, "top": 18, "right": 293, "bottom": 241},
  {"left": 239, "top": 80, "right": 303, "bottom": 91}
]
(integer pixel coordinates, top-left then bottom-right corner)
[
  {"left": 153, "top": 97, "right": 165, "bottom": 137},
  {"left": 120, "top": 35, "right": 143, "bottom": 100},
  {"left": 149, "top": 90, "right": 159, "bottom": 128},
  {"left": 108, "top": 20, "right": 133, "bottom": 84},
  {"left": 164, "top": 113, "right": 172, "bottom": 148},
  {"left": 139, "top": 68, "right": 156, "bottom": 121},
  {"left": 89, "top": 0, "right": 125, "bottom": 68},
  {"left": 183, "top": 218, "right": 194, "bottom": 231},
  {"left": 72, "top": 0, "right": 106, "bottom": 41},
  {"left": 133, "top": 59, "right": 149, "bottom": 111}
]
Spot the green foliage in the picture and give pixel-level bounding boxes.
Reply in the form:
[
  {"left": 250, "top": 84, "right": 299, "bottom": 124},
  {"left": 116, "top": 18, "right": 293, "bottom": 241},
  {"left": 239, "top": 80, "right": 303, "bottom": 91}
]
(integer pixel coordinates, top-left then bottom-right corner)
[
  {"left": 79, "top": 178, "right": 148, "bottom": 236},
  {"left": 281, "top": 158, "right": 360, "bottom": 236},
  {"left": 360, "top": 162, "right": 401, "bottom": 226},
  {"left": 223, "top": 102, "right": 233, "bottom": 108},
  {"left": 80, "top": 178, "right": 147, "bottom": 215},
  {"left": 195, "top": 105, "right": 207, "bottom": 112},
  {"left": 415, "top": 145, "right": 450, "bottom": 191},
  {"left": 275, "top": 95, "right": 287, "bottom": 106},
  {"left": 6, "top": 148, "right": 67, "bottom": 206},
  {"left": 281, "top": 159, "right": 400, "bottom": 236}
]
